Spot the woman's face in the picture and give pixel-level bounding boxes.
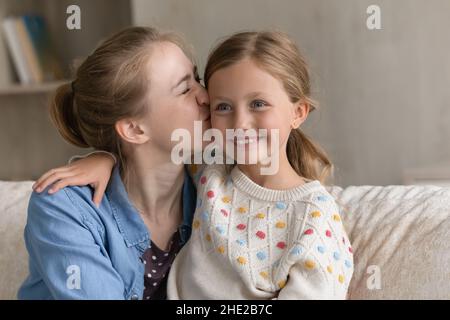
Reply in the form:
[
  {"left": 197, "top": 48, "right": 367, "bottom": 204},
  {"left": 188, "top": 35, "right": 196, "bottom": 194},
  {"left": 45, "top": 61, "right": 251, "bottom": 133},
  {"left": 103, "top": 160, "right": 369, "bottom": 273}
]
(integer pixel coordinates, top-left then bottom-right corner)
[{"left": 142, "top": 41, "right": 210, "bottom": 155}]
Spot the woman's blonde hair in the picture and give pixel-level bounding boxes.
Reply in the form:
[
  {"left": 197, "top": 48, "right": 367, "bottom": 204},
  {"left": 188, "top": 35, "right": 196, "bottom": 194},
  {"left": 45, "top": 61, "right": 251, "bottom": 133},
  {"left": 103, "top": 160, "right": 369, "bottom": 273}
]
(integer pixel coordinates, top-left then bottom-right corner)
[
  {"left": 204, "top": 31, "right": 334, "bottom": 185},
  {"left": 50, "top": 26, "right": 193, "bottom": 175}
]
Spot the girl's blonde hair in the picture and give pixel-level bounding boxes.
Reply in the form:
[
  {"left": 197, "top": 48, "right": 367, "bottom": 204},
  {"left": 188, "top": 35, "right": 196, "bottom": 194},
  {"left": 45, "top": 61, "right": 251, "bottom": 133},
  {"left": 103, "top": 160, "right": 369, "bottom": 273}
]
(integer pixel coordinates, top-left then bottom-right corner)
[
  {"left": 50, "top": 26, "right": 193, "bottom": 175},
  {"left": 204, "top": 31, "right": 334, "bottom": 185}
]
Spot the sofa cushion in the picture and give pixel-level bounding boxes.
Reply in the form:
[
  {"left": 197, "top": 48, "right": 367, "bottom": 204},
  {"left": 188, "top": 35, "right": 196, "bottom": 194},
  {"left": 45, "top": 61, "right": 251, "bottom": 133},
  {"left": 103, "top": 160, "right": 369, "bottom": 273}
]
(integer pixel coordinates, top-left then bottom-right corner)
[
  {"left": 326, "top": 184, "right": 450, "bottom": 299},
  {"left": 0, "top": 181, "right": 33, "bottom": 300}
]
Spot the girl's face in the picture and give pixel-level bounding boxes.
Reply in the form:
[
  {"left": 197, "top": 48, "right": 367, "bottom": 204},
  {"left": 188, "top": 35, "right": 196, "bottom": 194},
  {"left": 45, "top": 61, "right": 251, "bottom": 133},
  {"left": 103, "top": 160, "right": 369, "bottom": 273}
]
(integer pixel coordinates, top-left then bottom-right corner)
[
  {"left": 142, "top": 41, "right": 210, "bottom": 155},
  {"left": 208, "top": 58, "right": 307, "bottom": 165}
]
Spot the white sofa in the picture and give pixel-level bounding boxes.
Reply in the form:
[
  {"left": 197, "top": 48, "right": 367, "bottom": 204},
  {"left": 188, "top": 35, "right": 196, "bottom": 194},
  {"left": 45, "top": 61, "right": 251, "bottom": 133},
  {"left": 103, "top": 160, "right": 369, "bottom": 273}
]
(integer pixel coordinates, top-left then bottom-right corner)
[{"left": 1, "top": 180, "right": 449, "bottom": 300}]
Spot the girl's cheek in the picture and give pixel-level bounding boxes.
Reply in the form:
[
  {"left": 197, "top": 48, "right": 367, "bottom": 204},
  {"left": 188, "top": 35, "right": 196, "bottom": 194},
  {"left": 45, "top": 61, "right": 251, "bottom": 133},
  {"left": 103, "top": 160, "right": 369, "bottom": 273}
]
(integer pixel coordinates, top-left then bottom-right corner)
[
  {"left": 215, "top": 121, "right": 229, "bottom": 130},
  {"left": 210, "top": 114, "right": 220, "bottom": 128}
]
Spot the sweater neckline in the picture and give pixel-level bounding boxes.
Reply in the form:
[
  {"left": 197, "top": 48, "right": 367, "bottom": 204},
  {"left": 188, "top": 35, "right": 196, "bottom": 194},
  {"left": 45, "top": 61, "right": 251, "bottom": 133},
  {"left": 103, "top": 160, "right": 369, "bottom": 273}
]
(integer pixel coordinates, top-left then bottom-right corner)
[{"left": 230, "top": 165, "right": 323, "bottom": 202}]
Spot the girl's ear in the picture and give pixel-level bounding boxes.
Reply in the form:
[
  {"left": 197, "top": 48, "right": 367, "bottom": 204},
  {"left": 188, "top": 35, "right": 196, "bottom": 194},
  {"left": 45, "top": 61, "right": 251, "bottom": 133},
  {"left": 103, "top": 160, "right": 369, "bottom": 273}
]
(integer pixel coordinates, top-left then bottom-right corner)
[
  {"left": 291, "top": 102, "right": 310, "bottom": 129},
  {"left": 115, "top": 118, "right": 150, "bottom": 145}
]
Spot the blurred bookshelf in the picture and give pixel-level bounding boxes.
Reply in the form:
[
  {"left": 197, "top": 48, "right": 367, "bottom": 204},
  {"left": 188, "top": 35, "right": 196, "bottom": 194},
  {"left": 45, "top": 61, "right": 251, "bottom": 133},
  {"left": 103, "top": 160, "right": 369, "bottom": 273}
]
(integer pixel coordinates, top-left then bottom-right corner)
[
  {"left": 0, "top": 0, "right": 132, "bottom": 180},
  {"left": 0, "top": 79, "right": 68, "bottom": 95}
]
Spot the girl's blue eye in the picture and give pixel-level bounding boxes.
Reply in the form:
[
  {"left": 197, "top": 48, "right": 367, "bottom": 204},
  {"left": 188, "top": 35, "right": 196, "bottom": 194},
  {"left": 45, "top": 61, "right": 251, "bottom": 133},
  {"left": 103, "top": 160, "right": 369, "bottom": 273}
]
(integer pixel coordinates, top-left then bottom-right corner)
[
  {"left": 251, "top": 100, "right": 267, "bottom": 109},
  {"left": 216, "top": 103, "right": 231, "bottom": 112}
]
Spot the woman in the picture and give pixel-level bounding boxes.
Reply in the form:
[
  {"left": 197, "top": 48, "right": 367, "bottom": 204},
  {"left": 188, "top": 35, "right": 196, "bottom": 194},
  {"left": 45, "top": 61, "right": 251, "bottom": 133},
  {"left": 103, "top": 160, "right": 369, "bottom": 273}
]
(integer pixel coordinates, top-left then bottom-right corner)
[{"left": 18, "top": 27, "right": 210, "bottom": 300}]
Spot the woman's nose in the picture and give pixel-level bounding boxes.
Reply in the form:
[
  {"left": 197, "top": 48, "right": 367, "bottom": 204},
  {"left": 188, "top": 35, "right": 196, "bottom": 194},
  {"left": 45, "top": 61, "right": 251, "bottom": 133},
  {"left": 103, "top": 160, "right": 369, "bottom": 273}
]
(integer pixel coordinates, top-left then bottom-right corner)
[{"left": 196, "top": 85, "right": 210, "bottom": 108}]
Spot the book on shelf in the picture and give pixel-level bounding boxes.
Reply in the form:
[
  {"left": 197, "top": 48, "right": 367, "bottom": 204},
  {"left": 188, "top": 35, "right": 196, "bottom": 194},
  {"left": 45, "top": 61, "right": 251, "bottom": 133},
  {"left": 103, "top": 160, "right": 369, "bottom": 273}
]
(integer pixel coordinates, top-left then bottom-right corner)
[
  {"left": 2, "top": 15, "right": 63, "bottom": 85},
  {"left": 2, "top": 18, "right": 31, "bottom": 84}
]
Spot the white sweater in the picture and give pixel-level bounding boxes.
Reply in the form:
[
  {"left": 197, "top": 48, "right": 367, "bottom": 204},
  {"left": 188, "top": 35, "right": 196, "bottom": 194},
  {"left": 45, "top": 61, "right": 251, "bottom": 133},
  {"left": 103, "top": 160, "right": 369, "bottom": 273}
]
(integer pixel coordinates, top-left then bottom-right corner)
[{"left": 167, "top": 164, "right": 354, "bottom": 299}]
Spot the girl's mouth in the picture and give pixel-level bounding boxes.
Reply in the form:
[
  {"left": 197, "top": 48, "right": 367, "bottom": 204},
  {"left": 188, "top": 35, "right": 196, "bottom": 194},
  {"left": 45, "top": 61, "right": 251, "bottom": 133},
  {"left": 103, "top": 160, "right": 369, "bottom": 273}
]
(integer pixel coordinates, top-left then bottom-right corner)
[{"left": 228, "top": 136, "right": 264, "bottom": 146}]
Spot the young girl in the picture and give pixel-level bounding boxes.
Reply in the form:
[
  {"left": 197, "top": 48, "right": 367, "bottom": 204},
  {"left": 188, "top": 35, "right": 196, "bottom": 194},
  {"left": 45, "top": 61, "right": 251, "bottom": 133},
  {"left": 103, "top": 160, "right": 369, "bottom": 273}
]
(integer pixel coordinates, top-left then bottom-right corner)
[{"left": 35, "top": 31, "right": 353, "bottom": 299}]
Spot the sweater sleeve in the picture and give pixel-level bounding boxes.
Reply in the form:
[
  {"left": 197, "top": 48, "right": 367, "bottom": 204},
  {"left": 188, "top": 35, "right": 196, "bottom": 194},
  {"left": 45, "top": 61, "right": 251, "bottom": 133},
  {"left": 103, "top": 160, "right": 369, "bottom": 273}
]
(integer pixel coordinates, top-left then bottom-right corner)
[{"left": 277, "top": 197, "right": 354, "bottom": 300}]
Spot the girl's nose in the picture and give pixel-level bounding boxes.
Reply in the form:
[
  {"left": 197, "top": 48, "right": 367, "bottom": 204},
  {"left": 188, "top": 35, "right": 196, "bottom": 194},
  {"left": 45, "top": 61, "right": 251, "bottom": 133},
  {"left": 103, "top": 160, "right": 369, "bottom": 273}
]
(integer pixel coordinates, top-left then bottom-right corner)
[{"left": 234, "top": 108, "right": 253, "bottom": 130}]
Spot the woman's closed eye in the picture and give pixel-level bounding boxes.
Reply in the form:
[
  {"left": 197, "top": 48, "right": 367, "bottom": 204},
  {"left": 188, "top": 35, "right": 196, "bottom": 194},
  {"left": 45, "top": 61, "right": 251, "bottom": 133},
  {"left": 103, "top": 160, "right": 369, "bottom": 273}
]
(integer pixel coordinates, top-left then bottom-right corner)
[
  {"left": 182, "top": 86, "right": 191, "bottom": 94},
  {"left": 181, "top": 76, "right": 202, "bottom": 95}
]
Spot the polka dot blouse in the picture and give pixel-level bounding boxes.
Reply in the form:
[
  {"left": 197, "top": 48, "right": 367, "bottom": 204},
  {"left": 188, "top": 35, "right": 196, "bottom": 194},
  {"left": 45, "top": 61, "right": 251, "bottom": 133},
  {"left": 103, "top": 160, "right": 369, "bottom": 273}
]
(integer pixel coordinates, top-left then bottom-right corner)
[{"left": 141, "top": 229, "right": 181, "bottom": 300}]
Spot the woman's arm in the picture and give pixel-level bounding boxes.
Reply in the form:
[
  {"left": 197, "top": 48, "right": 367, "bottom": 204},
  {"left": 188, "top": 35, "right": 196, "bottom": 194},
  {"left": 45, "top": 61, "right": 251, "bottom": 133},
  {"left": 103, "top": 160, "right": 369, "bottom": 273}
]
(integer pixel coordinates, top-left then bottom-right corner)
[
  {"left": 32, "top": 151, "right": 115, "bottom": 207},
  {"left": 19, "top": 189, "right": 126, "bottom": 299}
]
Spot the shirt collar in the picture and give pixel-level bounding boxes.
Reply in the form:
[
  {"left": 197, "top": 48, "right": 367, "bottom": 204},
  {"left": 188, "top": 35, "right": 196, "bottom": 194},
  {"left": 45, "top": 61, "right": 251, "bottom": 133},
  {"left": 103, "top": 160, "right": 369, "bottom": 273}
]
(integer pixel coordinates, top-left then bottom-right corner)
[{"left": 180, "top": 165, "right": 196, "bottom": 244}]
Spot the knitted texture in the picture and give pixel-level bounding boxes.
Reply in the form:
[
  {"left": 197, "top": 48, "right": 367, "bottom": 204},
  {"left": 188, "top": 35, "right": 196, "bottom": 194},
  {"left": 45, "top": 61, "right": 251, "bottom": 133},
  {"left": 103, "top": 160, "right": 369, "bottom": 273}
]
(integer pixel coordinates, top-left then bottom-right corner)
[{"left": 167, "top": 164, "right": 354, "bottom": 299}]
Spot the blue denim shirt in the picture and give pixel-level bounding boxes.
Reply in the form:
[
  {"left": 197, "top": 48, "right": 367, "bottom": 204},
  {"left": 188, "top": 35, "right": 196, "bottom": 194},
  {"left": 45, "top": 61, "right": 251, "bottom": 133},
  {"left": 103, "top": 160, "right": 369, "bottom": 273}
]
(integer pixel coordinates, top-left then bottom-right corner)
[{"left": 18, "top": 165, "right": 196, "bottom": 300}]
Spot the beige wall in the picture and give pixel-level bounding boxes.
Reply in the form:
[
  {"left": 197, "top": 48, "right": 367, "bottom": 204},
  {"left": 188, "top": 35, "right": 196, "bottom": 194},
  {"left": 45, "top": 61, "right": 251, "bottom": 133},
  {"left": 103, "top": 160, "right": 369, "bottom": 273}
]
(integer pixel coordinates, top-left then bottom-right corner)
[{"left": 132, "top": 0, "right": 450, "bottom": 187}]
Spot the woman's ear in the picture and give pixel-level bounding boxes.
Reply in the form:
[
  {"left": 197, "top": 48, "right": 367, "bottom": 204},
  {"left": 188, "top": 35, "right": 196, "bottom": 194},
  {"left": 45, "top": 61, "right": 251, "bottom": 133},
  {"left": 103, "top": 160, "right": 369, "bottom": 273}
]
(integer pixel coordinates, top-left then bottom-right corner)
[
  {"left": 291, "top": 102, "right": 310, "bottom": 129},
  {"left": 115, "top": 118, "right": 150, "bottom": 145}
]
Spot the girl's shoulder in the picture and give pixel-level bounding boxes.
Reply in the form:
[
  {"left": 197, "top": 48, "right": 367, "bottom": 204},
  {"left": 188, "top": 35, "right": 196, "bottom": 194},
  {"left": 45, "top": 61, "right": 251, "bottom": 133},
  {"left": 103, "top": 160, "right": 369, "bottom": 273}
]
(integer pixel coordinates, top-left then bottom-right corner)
[
  {"left": 286, "top": 183, "right": 342, "bottom": 224},
  {"left": 305, "top": 186, "right": 341, "bottom": 215}
]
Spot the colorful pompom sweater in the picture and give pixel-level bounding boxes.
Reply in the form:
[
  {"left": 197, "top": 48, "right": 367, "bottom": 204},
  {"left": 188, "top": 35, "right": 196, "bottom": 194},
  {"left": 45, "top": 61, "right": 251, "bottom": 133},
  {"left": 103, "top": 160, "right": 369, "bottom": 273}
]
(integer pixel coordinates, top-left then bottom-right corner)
[{"left": 167, "top": 164, "right": 354, "bottom": 299}]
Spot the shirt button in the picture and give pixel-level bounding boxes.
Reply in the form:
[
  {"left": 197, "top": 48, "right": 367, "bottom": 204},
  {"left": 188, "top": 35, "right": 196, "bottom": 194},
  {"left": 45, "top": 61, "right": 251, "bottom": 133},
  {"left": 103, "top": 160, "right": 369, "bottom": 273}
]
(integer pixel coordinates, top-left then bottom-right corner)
[{"left": 130, "top": 294, "right": 139, "bottom": 300}]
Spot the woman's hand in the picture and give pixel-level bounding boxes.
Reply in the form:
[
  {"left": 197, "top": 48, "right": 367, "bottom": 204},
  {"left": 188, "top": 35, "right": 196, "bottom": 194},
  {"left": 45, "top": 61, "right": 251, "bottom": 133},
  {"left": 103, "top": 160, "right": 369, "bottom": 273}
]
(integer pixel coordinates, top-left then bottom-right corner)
[{"left": 32, "top": 152, "right": 116, "bottom": 207}]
